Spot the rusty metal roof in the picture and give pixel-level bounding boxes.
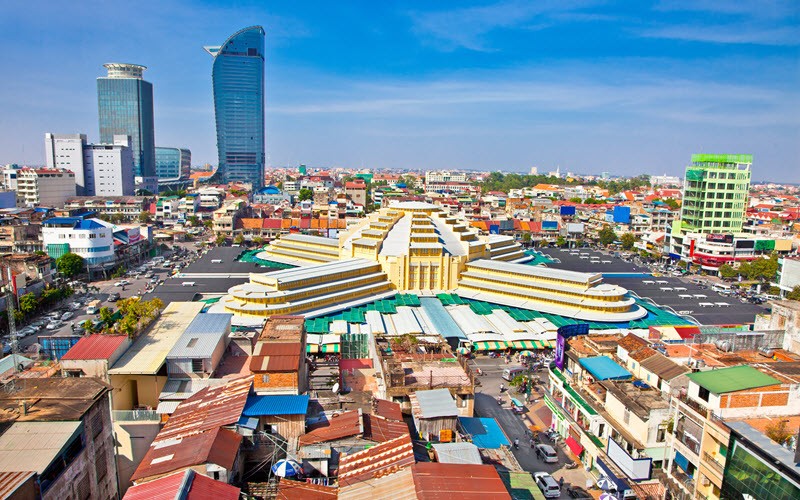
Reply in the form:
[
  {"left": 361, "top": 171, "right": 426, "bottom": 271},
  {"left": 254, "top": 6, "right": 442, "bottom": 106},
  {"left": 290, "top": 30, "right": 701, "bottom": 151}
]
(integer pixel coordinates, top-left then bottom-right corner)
[
  {"left": 338, "top": 434, "right": 415, "bottom": 487},
  {"left": 130, "top": 427, "right": 242, "bottom": 483},
  {"left": 0, "top": 377, "right": 110, "bottom": 423},
  {"left": 0, "top": 471, "right": 35, "bottom": 499},
  {"left": 61, "top": 334, "right": 129, "bottom": 360},
  {"left": 124, "top": 468, "right": 241, "bottom": 500},
  {"left": 249, "top": 354, "right": 300, "bottom": 372},
  {"left": 276, "top": 478, "right": 337, "bottom": 499},
  {"left": 299, "top": 410, "right": 363, "bottom": 446},
  {"left": 363, "top": 414, "right": 410, "bottom": 443},
  {"left": 373, "top": 398, "right": 403, "bottom": 421},
  {"left": 254, "top": 342, "right": 302, "bottom": 356},
  {"left": 155, "top": 376, "right": 251, "bottom": 442},
  {"left": 412, "top": 463, "right": 511, "bottom": 499}
]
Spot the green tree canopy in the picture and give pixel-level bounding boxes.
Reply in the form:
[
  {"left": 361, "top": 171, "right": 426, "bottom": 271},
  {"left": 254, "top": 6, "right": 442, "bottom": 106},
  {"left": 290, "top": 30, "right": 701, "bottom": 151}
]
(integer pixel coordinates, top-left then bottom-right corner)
[
  {"left": 298, "top": 188, "right": 313, "bottom": 201},
  {"left": 233, "top": 235, "right": 245, "bottom": 245},
  {"left": 718, "top": 263, "right": 738, "bottom": 280},
  {"left": 139, "top": 211, "right": 152, "bottom": 223},
  {"left": 620, "top": 232, "right": 636, "bottom": 250},
  {"left": 56, "top": 253, "right": 84, "bottom": 278},
  {"left": 598, "top": 225, "right": 617, "bottom": 246},
  {"left": 787, "top": 286, "right": 800, "bottom": 301},
  {"left": 215, "top": 233, "right": 227, "bottom": 246}
]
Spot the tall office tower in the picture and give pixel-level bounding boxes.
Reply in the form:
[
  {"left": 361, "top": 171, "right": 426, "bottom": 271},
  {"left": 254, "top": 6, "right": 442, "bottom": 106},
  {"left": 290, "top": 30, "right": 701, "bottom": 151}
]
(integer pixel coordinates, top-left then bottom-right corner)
[
  {"left": 205, "top": 26, "right": 265, "bottom": 189},
  {"left": 680, "top": 154, "right": 752, "bottom": 233},
  {"left": 155, "top": 147, "right": 192, "bottom": 181},
  {"left": 97, "top": 63, "right": 157, "bottom": 194},
  {"left": 45, "top": 133, "right": 88, "bottom": 194}
]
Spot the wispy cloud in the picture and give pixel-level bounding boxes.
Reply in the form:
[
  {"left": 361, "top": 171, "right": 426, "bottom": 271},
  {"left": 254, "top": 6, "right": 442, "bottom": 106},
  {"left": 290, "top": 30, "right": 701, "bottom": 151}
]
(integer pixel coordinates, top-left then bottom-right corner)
[
  {"left": 637, "top": 23, "right": 799, "bottom": 46},
  {"left": 408, "top": 0, "right": 602, "bottom": 51}
]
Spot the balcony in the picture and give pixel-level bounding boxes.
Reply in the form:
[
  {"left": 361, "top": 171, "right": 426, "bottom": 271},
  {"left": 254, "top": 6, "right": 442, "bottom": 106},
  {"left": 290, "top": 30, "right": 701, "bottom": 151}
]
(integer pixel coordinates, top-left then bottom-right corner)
[
  {"left": 674, "top": 428, "right": 701, "bottom": 456},
  {"left": 702, "top": 452, "right": 724, "bottom": 477}
]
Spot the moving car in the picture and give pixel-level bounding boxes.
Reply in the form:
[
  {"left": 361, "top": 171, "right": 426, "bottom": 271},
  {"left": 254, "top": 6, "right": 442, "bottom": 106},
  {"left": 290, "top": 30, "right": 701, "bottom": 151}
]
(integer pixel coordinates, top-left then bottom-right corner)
[
  {"left": 114, "top": 280, "right": 130, "bottom": 287},
  {"left": 108, "top": 293, "right": 121, "bottom": 302},
  {"left": 533, "top": 472, "right": 561, "bottom": 499},
  {"left": 60, "top": 312, "right": 73, "bottom": 321},
  {"left": 535, "top": 444, "right": 559, "bottom": 463},
  {"left": 46, "top": 320, "right": 63, "bottom": 330}
]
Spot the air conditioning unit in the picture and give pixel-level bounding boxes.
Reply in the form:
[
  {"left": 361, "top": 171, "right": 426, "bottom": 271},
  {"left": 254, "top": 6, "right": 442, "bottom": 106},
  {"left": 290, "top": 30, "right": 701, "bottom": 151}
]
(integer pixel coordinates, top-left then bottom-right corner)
[{"left": 701, "top": 477, "right": 711, "bottom": 487}]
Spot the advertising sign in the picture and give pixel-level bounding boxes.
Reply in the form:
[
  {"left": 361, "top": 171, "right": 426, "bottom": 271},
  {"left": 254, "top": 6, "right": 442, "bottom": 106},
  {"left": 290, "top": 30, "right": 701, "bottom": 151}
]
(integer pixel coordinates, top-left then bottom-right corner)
[
  {"left": 489, "top": 224, "right": 500, "bottom": 234},
  {"left": 707, "top": 233, "right": 734, "bottom": 244},
  {"left": 560, "top": 206, "right": 576, "bottom": 216},
  {"left": 554, "top": 323, "right": 589, "bottom": 369},
  {"left": 554, "top": 334, "right": 566, "bottom": 370},
  {"left": 567, "top": 223, "right": 585, "bottom": 234},
  {"left": 542, "top": 220, "right": 558, "bottom": 231}
]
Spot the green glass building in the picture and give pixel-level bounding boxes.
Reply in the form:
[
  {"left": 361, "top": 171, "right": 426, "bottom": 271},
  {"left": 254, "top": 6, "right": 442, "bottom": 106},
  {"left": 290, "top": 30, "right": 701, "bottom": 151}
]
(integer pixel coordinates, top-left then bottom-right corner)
[{"left": 680, "top": 154, "right": 752, "bottom": 233}]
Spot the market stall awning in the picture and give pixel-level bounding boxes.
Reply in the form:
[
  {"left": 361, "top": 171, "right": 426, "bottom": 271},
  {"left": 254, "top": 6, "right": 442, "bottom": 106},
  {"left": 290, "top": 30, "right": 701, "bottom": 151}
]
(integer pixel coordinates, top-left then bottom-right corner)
[
  {"left": 306, "top": 344, "right": 320, "bottom": 354},
  {"left": 566, "top": 436, "right": 584, "bottom": 456},
  {"left": 321, "top": 344, "right": 340, "bottom": 354},
  {"left": 473, "top": 341, "right": 508, "bottom": 351},
  {"left": 512, "top": 340, "right": 537, "bottom": 349}
]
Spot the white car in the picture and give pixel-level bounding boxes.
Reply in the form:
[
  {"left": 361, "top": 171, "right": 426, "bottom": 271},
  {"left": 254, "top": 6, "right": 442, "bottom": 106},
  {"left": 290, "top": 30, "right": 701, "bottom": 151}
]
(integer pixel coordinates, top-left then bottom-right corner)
[
  {"left": 61, "top": 312, "right": 74, "bottom": 321},
  {"left": 535, "top": 444, "right": 559, "bottom": 463},
  {"left": 114, "top": 280, "right": 130, "bottom": 287},
  {"left": 46, "top": 321, "right": 63, "bottom": 330},
  {"left": 533, "top": 472, "right": 561, "bottom": 499}
]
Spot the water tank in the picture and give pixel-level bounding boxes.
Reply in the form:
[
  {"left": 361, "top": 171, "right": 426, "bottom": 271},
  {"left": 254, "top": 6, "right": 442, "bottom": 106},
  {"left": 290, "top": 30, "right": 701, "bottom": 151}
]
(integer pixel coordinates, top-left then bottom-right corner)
[{"left": 758, "top": 347, "right": 775, "bottom": 358}]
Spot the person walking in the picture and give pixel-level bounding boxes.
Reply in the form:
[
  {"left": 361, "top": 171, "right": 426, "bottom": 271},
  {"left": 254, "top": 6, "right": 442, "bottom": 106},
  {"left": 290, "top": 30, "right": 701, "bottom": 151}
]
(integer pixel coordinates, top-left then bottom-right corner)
[{"left": 513, "top": 438, "right": 519, "bottom": 450}]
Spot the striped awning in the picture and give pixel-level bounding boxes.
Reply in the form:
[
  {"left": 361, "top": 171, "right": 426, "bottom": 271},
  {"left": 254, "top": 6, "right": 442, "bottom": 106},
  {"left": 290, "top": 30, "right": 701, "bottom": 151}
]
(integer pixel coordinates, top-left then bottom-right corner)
[
  {"left": 473, "top": 341, "right": 508, "bottom": 351},
  {"left": 306, "top": 344, "right": 320, "bottom": 354},
  {"left": 541, "top": 340, "right": 555, "bottom": 349},
  {"left": 512, "top": 340, "right": 537, "bottom": 349},
  {"left": 321, "top": 344, "right": 340, "bottom": 354}
]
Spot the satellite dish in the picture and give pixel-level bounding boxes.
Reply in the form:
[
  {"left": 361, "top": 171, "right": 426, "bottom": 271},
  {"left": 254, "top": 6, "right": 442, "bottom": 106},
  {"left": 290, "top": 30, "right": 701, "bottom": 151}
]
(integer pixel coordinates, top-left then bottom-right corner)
[{"left": 332, "top": 383, "right": 340, "bottom": 394}]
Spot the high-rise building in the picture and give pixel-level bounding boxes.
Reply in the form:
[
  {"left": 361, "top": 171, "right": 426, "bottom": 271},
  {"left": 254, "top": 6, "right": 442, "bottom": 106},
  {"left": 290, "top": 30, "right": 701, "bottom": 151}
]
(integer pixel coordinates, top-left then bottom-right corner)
[
  {"left": 45, "top": 133, "right": 88, "bottom": 194},
  {"left": 155, "top": 147, "right": 191, "bottom": 181},
  {"left": 17, "top": 168, "right": 76, "bottom": 207},
  {"left": 97, "top": 63, "right": 157, "bottom": 193},
  {"left": 84, "top": 135, "right": 135, "bottom": 196},
  {"left": 679, "top": 154, "right": 751, "bottom": 233},
  {"left": 670, "top": 154, "right": 752, "bottom": 258},
  {"left": 205, "top": 26, "right": 265, "bottom": 189}
]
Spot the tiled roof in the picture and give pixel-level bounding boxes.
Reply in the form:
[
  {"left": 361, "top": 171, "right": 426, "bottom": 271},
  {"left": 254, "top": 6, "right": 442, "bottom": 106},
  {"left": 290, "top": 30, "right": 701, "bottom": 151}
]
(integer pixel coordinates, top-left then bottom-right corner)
[
  {"left": 299, "top": 410, "right": 363, "bottom": 446},
  {"left": 338, "top": 434, "right": 415, "bottom": 487},
  {"left": 276, "top": 478, "right": 337, "bottom": 499},
  {"left": 60, "top": 335, "right": 128, "bottom": 361},
  {"left": 242, "top": 394, "right": 310, "bottom": 417},
  {"left": 639, "top": 353, "right": 690, "bottom": 381},
  {"left": 124, "top": 468, "right": 241, "bottom": 500},
  {"left": 412, "top": 463, "right": 511, "bottom": 499}
]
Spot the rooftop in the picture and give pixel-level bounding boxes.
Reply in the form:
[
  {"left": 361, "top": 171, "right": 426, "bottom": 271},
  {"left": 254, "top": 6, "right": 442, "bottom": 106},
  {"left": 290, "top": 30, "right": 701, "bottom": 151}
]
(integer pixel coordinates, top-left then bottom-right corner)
[
  {"left": 639, "top": 353, "right": 690, "bottom": 381},
  {"left": 0, "top": 421, "right": 82, "bottom": 474},
  {"left": 687, "top": 365, "right": 781, "bottom": 394},
  {"left": 109, "top": 302, "right": 204, "bottom": 375},
  {"left": 123, "top": 469, "right": 241, "bottom": 500},
  {"left": 0, "top": 377, "right": 109, "bottom": 422},
  {"left": 413, "top": 388, "right": 459, "bottom": 418},
  {"left": 579, "top": 356, "right": 633, "bottom": 381},
  {"left": 412, "top": 463, "right": 511, "bottom": 500},
  {"left": 337, "top": 434, "right": 415, "bottom": 487},
  {"left": 431, "top": 442, "right": 482, "bottom": 464},
  {"left": 167, "top": 314, "right": 231, "bottom": 359},
  {"left": 242, "top": 394, "right": 310, "bottom": 417},
  {"left": 299, "top": 410, "right": 363, "bottom": 446},
  {"left": 61, "top": 334, "right": 129, "bottom": 361},
  {"left": 259, "top": 315, "right": 305, "bottom": 342},
  {"left": 600, "top": 380, "right": 670, "bottom": 420},
  {"left": 276, "top": 478, "right": 337, "bottom": 500}
]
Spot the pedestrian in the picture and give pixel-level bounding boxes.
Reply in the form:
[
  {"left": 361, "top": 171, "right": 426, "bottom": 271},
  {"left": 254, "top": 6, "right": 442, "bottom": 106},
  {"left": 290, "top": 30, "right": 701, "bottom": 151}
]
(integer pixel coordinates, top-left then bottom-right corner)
[
  {"left": 529, "top": 438, "right": 534, "bottom": 448},
  {"left": 559, "top": 477, "right": 564, "bottom": 489},
  {"left": 513, "top": 438, "right": 519, "bottom": 450}
]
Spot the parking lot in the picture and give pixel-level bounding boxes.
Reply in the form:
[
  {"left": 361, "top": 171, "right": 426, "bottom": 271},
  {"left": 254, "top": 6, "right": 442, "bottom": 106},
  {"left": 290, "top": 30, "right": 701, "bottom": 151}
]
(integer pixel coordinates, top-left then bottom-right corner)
[{"left": 539, "top": 247, "right": 644, "bottom": 274}]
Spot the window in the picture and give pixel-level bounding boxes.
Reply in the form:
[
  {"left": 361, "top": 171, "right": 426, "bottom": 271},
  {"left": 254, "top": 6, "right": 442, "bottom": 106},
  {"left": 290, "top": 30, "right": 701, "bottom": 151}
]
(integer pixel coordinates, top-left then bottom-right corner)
[
  {"left": 261, "top": 374, "right": 270, "bottom": 384},
  {"left": 90, "top": 409, "right": 103, "bottom": 438},
  {"left": 191, "top": 359, "right": 204, "bottom": 372},
  {"left": 95, "top": 444, "right": 108, "bottom": 482},
  {"left": 698, "top": 386, "right": 710, "bottom": 401},
  {"left": 623, "top": 408, "right": 630, "bottom": 424}
]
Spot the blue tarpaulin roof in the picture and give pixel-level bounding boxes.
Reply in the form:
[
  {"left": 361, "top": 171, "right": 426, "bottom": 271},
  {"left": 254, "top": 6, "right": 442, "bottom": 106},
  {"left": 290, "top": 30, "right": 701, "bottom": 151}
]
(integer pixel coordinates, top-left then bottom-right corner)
[
  {"left": 458, "top": 417, "right": 510, "bottom": 449},
  {"left": 579, "top": 356, "right": 632, "bottom": 381},
  {"left": 242, "top": 394, "right": 310, "bottom": 417},
  {"left": 237, "top": 416, "right": 259, "bottom": 430}
]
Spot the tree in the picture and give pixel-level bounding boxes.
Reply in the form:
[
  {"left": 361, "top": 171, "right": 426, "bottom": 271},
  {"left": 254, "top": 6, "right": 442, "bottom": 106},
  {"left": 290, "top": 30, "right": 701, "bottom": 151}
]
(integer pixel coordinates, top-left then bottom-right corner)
[
  {"left": 187, "top": 215, "right": 200, "bottom": 227},
  {"left": 215, "top": 233, "right": 227, "bottom": 246},
  {"left": 56, "top": 253, "right": 85, "bottom": 278},
  {"left": 139, "top": 211, "right": 153, "bottom": 223},
  {"left": 234, "top": 235, "right": 245, "bottom": 245},
  {"left": 298, "top": 188, "right": 313, "bottom": 201},
  {"left": 203, "top": 220, "right": 213, "bottom": 229},
  {"left": 521, "top": 233, "right": 532, "bottom": 246},
  {"left": 598, "top": 225, "right": 617, "bottom": 246},
  {"left": 555, "top": 236, "right": 567, "bottom": 247},
  {"left": 765, "top": 419, "right": 794, "bottom": 446},
  {"left": 252, "top": 236, "right": 264, "bottom": 247},
  {"left": 662, "top": 198, "right": 680, "bottom": 210},
  {"left": 787, "top": 286, "right": 800, "bottom": 301},
  {"left": 99, "top": 307, "right": 114, "bottom": 326},
  {"left": 718, "top": 264, "right": 738, "bottom": 280},
  {"left": 620, "top": 232, "right": 636, "bottom": 250},
  {"left": 18, "top": 293, "right": 37, "bottom": 316},
  {"left": 569, "top": 197, "right": 582, "bottom": 203}
]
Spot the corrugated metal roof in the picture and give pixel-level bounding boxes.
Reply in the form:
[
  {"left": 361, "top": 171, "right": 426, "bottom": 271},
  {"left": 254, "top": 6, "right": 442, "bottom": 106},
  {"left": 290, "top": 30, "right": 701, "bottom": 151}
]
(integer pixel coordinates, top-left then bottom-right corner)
[
  {"left": 110, "top": 302, "right": 205, "bottom": 375},
  {"left": 156, "top": 401, "right": 180, "bottom": 414},
  {"left": 338, "top": 434, "right": 415, "bottom": 487},
  {"left": 299, "top": 410, "right": 362, "bottom": 446},
  {"left": 276, "top": 477, "right": 337, "bottom": 499},
  {"left": 579, "top": 356, "right": 633, "bottom": 381},
  {"left": 431, "top": 442, "right": 482, "bottom": 464},
  {"left": 124, "top": 469, "right": 241, "bottom": 500},
  {"left": 167, "top": 329, "right": 226, "bottom": 359},
  {"left": 412, "top": 463, "right": 511, "bottom": 499},
  {"left": 639, "top": 353, "right": 690, "bottom": 381},
  {"left": 414, "top": 388, "right": 459, "bottom": 418},
  {"left": 0, "top": 354, "right": 33, "bottom": 374},
  {"left": 0, "top": 471, "right": 35, "bottom": 499},
  {"left": 0, "top": 421, "right": 82, "bottom": 473},
  {"left": 363, "top": 414, "right": 410, "bottom": 443},
  {"left": 373, "top": 398, "right": 403, "bottom": 421},
  {"left": 242, "top": 394, "right": 310, "bottom": 417},
  {"left": 182, "top": 313, "right": 232, "bottom": 335},
  {"left": 61, "top": 335, "right": 128, "bottom": 360}
]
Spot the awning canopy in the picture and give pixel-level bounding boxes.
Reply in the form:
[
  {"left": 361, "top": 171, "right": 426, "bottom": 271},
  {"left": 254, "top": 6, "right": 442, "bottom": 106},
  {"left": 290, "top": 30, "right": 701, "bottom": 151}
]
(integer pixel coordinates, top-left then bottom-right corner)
[
  {"left": 566, "top": 435, "right": 584, "bottom": 456},
  {"left": 306, "top": 344, "right": 319, "bottom": 354},
  {"left": 321, "top": 344, "right": 340, "bottom": 354},
  {"left": 473, "top": 341, "right": 508, "bottom": 351}
]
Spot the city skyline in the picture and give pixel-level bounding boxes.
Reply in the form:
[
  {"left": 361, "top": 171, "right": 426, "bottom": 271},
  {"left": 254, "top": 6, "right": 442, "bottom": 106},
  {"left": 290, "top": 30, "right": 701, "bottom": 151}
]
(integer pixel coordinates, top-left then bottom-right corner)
[{"left": 0, "top": 1, "right": 797, "bottom": 181}]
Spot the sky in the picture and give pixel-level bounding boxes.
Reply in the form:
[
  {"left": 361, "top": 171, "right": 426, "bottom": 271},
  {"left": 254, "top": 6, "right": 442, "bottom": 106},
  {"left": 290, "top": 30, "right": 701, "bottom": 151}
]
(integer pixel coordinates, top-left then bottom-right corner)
[{"left": 0, "top": 0, "right": 798, "bottom": 181}]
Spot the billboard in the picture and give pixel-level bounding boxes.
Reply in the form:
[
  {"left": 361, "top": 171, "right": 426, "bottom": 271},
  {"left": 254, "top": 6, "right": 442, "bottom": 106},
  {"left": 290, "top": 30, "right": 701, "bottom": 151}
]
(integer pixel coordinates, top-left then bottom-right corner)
[
  {"left": 567, "top": 223, "right": 584, "bottom": 234},
  {"left": 607, "top": 438, "right": 653, "bottom": 481},
  {"left": 489, "top": 224, "right": 500, "bottom": 234},
  {"left": 707, "top": 233, "right": 733, "bottom": 244},
  {"left": 612, "top": 206, "right": 631, "bottom": 224},
  {"left": 554, "top": 334, "right": 566, "bottom": 370},
  {"left": 542, "top": 220, "right": 558, "bottom": 231},
  {"left": 560, "top": 206, "right": 576, "bottom": 216},
  {"left": 735, "top": 240, "right": 754, "bottom": 249},
  {"left": 554, "top": 323, "right": 589, "bottom": 370}
]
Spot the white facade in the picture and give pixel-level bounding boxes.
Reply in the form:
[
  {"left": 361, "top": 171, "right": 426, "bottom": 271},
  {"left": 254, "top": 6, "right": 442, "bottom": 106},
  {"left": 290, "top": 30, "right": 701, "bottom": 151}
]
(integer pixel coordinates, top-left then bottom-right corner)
[
  {"left": 650, "top": 174, "right": 681, "bottom": 186},
  {"left": 45, "top": 133, "right": 88, "bottom": 194},
  {"left": 42, "top": 218, "right": 115, "bottom": 265},
  {"left": 84, "top": 135, "right": 135, "bottom": 196},
  {"left": 425, "top": 171, "right": 467, "bottom": 184},
  {"left": 17, "top": 168, "right": 76, "bottom": 207}
]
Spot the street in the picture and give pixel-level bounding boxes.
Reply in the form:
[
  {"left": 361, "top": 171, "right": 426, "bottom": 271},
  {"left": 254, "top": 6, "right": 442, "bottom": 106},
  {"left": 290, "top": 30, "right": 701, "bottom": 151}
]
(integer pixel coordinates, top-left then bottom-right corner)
[{"left": 470, "top": 355, "right": 595, "bottom": 499}]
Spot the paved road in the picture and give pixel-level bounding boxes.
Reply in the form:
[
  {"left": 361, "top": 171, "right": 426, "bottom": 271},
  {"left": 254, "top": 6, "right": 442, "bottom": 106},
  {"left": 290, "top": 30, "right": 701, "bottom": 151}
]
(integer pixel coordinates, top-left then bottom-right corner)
[{"left": 471, "top": 356, "right": 595, "bottom": 498}]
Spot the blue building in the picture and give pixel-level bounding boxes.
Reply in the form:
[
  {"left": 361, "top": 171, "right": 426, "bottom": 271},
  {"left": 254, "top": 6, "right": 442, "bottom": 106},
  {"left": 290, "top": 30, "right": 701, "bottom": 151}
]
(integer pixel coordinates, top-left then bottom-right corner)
[
  {"left": 205, "top": 26, "right": 265, "bottom": 189},
  {"left": 97, "top": 63, "right": 157, "bottom": 194},
  {"left": 155, "top": 147, "right": 191, "bottom": 181}
]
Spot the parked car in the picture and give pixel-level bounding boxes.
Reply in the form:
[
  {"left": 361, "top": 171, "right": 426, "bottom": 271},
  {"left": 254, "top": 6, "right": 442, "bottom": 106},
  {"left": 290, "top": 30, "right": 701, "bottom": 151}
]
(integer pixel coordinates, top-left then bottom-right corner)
[
  {"left": 535, "top": 444, "right": 559, "bottom": 463},
  {"left": 115, "top": 280, "right": 130, "bottom": 287},
  {"left": 46, "top": 321, "right": 63, "bottom": 330},
  {"left": 533, "top": 472, "right": 561, "bottom": 499},
  {"left": 567, "top": 486, "right": 592, "bottom": 499},
  {"left": 61, "top": 312, "right": 73, "bottom": 321},
  {"left": 108, "top": 293, "right": 121, "bottom": 302},
  {"left": 17, "top": 326, "right": 37, "bottom": 337}
]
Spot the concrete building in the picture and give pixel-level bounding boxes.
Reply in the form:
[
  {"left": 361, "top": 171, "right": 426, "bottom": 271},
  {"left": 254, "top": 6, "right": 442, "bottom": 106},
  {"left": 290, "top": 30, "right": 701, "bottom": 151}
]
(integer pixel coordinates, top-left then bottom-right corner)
[
  {"left": 44, "top": 133, "right": 88, "bottom": 193},
  {"left": 61, "top": 195, "right": 154, "bottom": 221},
  {"left": 84, "top": 135, "right": 136, "bottom": 196},
  {"left": 778, "top": 256, "right": 800, "bottom": 296},
  {"left": 425, "top": 171, "right": 467, "bottom": 184},
  {"left": 165, "top": 313, "right": 232, "bottom": 379},
  {"left": 345, "top": 180, "right": 368, "bottom": 207},
  {"left": 42, "top": 216, "right": 115, "bottom": 265},
  {"left": 16, "top": 168, "right": 75, "bottom": 207},
  {"left": 0, "top": 378, "right": 119, "bottom": 500},
  {"left": 251, "top": 315, "right": 308, "bottom": 395},
  {"left": 60, "top": 334, "right": 131, "bottom": 379}
]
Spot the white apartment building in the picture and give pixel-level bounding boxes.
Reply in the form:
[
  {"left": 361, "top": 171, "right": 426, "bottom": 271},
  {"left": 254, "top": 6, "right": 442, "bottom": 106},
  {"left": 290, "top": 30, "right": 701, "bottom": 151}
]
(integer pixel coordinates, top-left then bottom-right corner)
[
  {"left": 17, "top": 168, "right": 76, "bottom": 207},
  {"left": 425, "top": 170, "right": 467, "bottom": 184},
  {"left": 42, "top": 216, "right": 115, "bottom": 265},
  {"left": 84, "top": 136, "right": 135, "bottom": 196},
  {"left": 650, "top": 174, "right": 681, "bottom": 186}
]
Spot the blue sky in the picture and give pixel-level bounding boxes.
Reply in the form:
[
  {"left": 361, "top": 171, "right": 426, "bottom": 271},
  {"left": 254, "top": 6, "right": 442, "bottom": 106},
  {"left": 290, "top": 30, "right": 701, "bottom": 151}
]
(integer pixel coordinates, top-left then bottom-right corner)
[{"left": 1, "top": 0, "right": 798, "bottom": 180}]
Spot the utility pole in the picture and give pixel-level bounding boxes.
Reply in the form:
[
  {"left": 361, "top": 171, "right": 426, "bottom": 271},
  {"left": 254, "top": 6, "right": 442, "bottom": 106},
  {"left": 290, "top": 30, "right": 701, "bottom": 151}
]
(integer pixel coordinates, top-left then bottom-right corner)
[{"left": 3, "top": 266, "right": 20, "bottom": 380}]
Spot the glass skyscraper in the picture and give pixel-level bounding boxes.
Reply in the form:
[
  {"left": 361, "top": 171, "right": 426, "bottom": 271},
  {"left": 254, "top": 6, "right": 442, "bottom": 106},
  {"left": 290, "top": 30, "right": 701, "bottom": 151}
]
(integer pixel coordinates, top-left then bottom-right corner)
[
  {"left": 97, "top": 63, "right": 157, "bottom": 193},
  {"left": 205, "top": 26, "right": 265, "bottom": 189},
  {"left": 155, "top": 147, "right": 191, "bottom": 180}
]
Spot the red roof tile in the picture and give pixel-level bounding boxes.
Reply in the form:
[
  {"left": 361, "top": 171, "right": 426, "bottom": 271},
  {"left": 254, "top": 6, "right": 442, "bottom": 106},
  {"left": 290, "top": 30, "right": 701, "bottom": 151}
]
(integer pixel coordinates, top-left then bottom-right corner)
[
  {"left": 124, "top": 469, "right": 241, "bottom": 500},
  {"left": 412, "top": 463, "right": 511, "bottom": 499},
  {"left": 61, "top": 335, "right": 128, "bottom": 360},
  {"left": 276, "top": 478, "right": 337, "bottom": 500},
  {"left": 299, "top": 410, "right": 363, "bottom": 446},
  {"left": 338, "top": 434, "right": 415, "bottom": 487}
]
